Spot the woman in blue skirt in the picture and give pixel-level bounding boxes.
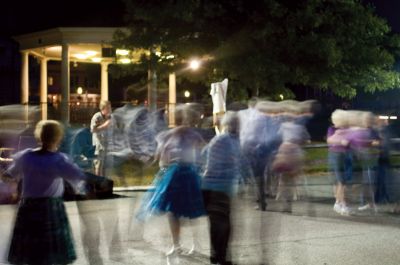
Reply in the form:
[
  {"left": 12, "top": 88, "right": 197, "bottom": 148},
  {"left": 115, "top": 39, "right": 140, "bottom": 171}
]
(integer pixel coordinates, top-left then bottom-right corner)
[
  {"left": 138, "top": 107, "right": 206, "bottom": 255},
  {"left": 3, "top": 120, "right": 87, "bottom": 265}
]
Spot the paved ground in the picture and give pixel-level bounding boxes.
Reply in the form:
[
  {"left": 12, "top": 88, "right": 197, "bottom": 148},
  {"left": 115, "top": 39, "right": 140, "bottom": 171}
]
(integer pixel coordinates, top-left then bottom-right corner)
[{"left": 1, "top": 176, "right": 400, "bottom": 265}]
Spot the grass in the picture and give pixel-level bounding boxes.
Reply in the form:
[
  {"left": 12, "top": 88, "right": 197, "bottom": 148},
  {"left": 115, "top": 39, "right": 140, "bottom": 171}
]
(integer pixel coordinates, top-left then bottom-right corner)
[
  {"left": 110, "top": 160, "right": 159, "bottom": 187},
  {"left": 304, "top": 146, "right": 329, "bottom": 174},
  {"left": 110, "top": 144, "right": 400, "bottom": 187}
]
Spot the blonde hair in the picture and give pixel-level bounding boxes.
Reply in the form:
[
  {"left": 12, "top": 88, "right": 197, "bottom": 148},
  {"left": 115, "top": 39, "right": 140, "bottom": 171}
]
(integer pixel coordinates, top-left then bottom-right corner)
[
  {"left": 99, "top": 100, "right": 111, "bottom": 110},
  {"left": 360, "top": 111, "right": 376, "bottom": 128},
  {"left": 331, "top": 109, "right": 348, "bottom": 128},
  {"left": 34, "top": 120, "right": 64, "bottom": 147}
]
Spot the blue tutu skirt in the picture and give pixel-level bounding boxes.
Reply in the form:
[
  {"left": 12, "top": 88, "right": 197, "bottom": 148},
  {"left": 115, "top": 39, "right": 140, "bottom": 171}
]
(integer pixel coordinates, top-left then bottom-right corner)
[{"left": 137, "top": 163, "right": 206, "bottom": 220}]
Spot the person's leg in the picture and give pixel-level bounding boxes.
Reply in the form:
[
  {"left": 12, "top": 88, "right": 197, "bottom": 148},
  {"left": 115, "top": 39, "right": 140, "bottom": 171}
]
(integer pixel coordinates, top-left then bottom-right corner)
[
  {"left": 329, "top": 152, "right": 341, "bottom": 210},
  {"left": 167, "top": 213, "right": 181, "bottom": 253},
  {"left": 365, "top": 165, "right": 377, "bottom": 207},
  {"left": 257, "top": 172, "right": 267, "bottom": 211},
  {"left": 202, "top": 190, "right": 218, "bottom": 263},
  {"left": 206, "top": 191, "right": 231, "bottom": 264},
  {"left": 358, "top": 154, "right": 378, "bottom": 212}
]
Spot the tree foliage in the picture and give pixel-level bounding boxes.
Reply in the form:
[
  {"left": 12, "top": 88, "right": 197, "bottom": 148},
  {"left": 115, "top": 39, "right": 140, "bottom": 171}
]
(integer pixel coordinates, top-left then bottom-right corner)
[{"left": 113, "top": 0, "right": 400, "bottom": 99}]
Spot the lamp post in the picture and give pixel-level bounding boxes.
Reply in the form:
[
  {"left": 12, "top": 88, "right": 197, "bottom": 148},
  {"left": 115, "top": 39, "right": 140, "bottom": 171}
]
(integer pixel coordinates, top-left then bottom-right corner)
[{"left": 168, "top": 59, "right": 201, "bottom": 127}]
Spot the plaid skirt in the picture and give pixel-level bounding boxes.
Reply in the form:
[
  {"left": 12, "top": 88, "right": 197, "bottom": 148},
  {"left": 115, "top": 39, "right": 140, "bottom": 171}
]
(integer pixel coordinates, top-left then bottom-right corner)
[{"left": 8, "top": 197, "right": 76, "bottom": 265}]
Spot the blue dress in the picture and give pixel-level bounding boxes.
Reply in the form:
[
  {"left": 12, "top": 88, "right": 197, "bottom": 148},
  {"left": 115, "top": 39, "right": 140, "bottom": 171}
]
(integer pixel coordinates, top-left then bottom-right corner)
[
  {"left": 137, "top": 126, "right": 206, "bottom": 220},
  {"left": 138, "top": 163, "right": 205, "bottom": 219}
]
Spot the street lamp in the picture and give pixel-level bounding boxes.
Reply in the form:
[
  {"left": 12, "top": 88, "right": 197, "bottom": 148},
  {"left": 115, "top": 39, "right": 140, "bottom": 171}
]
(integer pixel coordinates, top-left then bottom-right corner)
[
  {"left": 189, "top": 59, "right": 201, "bottom": 70},
  {"left": 168, "top": 58, "right": 201, "bottom": 127},
  {"left": 77, "top": 87, "right": 83, "bottom": 95}
]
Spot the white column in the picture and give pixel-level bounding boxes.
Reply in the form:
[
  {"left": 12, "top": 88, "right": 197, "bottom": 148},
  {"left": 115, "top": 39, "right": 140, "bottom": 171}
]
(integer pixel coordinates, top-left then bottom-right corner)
[
  {"left": 147, "top": 69, "right": 157, "bottom": 111},
  {"left": 101, "top": 62, "right": 110, "bottom": 101},
  {"left": 40, "top": 58, "right": 48, "bottom": 120},
  {"left": 61, "top": 43, "right": 70, "bottom": 125},
  {"left": 20, "top": 51, "right": 29, "bottom": 104},
  {"left": 168, "top": 72, "right": 176, "bottom": 127}
]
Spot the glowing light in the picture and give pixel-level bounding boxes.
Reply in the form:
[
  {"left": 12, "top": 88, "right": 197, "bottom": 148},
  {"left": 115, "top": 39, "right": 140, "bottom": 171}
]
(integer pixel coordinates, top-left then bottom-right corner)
[
  {"left": 189, "top": 59, "right": 200, "bottom": 70},
  {"left": 184, "top": 90, "right": 190, "bottom": 98},
  {"left": 390, "top": 116, "right": 397, "bottom": 120},
  {"left": 119, "top": 58, "right": 131, "bottom": 64},
  {"left": 91, "top": 57, "right": 102, "bottom": 63},
  {"left": 116, "top": 49, "right": 130, "bottom": 56},
  {"left": 379, "top": 115, "right": 389, "bottom": 120},
  {"left": 166, "top": 55, "right": 175, "bottom": 59},
  {"left": 77, "top": 87, "right": 83, "bottom": 95},
  {"left": 279, "top": 94, "right": 284, "bottom": 100},
  {"left": 77, "top": 102, "right": 80, "bottom": 106},
  {"left": 74, "top": 53, "right": 88, "bottom": 60},
  {"left": 47, "top": 46, "right": 62, "bottom": 51},
  {"left": 155, "top": 51, "right": 162, "bottom": 56},
  {"left": 85, "top": 50, "right": 97, "bottom": 56}
]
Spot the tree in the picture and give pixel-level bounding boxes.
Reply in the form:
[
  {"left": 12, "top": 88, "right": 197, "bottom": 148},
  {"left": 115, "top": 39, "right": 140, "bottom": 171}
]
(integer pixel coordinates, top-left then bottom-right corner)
[{"left": 113, "top": 0, "right": 400, "bottom": 100}]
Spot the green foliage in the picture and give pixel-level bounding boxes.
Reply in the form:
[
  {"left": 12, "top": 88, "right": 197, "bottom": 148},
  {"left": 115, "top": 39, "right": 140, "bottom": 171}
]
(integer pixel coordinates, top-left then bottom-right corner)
[{"left": 113, "top": 0, "right": 400, "bottom": 100}]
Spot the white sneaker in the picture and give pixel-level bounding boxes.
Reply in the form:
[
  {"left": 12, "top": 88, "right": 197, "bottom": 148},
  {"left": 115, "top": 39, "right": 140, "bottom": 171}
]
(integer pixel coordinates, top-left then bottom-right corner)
[
  {"left": 340, "top": 205, "right": 352, "bottom": 216},
  {"left": 358, "top": 204, "right": 370, "bottom": 211},
  {"left": 358, "top": 204, "right": 378, "bottom": 213},
  {"left": 181, "top": 245, "right": 200, "bottom": 256},
  {"left": 333, "top": 202, "right": 342, "bottom": 214},
  {"left": 166, "top": 245, "right": 183, "bottom": 256}
]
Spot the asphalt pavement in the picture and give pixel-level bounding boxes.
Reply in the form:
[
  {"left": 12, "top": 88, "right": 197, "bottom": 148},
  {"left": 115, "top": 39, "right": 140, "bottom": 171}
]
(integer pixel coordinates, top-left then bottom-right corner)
[{"left": 1, "top": 174, "right": 400, "bottom": 265}]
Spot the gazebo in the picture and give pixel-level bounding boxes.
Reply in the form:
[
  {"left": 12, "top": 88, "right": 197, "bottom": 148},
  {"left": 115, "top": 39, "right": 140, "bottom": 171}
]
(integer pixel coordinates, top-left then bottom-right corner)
[{"left": 13, "top": 27, "right": 122, "bottom": 124}]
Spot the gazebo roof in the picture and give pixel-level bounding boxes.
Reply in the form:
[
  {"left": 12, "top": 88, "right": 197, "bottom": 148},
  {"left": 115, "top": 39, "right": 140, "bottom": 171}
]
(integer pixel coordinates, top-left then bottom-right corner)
[{"left": 13, "top": 27, "right": 123, "bottom": 63}]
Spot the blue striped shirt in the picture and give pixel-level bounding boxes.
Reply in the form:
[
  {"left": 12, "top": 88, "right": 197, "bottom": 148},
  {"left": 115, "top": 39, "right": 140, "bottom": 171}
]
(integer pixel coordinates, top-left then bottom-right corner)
[{"left": 202, "top": 133, "right": 241, "bottom": 196}]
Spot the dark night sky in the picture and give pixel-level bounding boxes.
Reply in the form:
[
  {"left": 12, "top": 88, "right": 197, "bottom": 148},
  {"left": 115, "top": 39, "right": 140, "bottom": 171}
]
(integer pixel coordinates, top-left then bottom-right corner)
[
  {"left": 366, "top": 0, "right": 400, "bottom": 33},
  {"left": 0, "top": 0, "right": 399, "bottom": 36},
  {"left": 0, "top": 0, "right": 126, "bottom": 37}
]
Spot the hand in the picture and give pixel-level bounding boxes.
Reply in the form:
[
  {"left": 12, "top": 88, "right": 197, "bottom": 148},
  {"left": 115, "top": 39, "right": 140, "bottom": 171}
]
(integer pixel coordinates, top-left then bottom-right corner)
[
  {"left": 75, "top": 181, "right": 88, "bottom": 196},
  {"left": 340, "top": 139, "right": 349, "bottom": 146},
  {"left": 371, "top": 140, "right": 380, "bottom": 147},
  {"left": 102, "top": 119, "right": 112, "bottom": 127}
]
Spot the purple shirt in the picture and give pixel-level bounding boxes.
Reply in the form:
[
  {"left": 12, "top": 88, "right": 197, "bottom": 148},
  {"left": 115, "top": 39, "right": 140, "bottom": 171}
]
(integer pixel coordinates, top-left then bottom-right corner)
[
  {"left": 327, "top": 127, "right": 350, "bottom": 153},
  {"left": 6, "top": 148, "right": 86, "bottom": 198},
  {"left": 348, "top": 128, "right": 377, "bottom": 151}
]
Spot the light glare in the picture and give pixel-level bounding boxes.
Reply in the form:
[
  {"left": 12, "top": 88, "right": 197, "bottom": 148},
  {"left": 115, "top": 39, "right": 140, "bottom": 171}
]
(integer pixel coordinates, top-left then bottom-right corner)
[
  {"left": 77, "top": 87, "right": 83, "bottom": 95},
  {"left": 116, "top": 49, "right": 130, "bottom": 56},
  {"left": 119, "top": 58, "right": 131, "bottom": 64},
  {"left": 74, "top": 54, "right": 88, "bottom": 60},
  {"left": 91, "top": 57, "right": 102, "bottom": 63},
  {"left": 189, "top": 59, "right": 200, "bottom": 70}
]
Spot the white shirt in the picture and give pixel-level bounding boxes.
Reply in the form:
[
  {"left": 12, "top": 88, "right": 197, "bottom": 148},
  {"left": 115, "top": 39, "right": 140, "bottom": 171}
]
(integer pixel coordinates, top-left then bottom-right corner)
[{"left": 210, "top": 78, "right": 228, "bottom": 114}]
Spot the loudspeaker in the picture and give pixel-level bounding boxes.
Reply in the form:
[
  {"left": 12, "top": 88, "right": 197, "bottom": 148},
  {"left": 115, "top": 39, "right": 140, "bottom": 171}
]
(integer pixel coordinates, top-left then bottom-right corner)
[{"left": 102, "top": 47, "right": 116, "bottom": 58}]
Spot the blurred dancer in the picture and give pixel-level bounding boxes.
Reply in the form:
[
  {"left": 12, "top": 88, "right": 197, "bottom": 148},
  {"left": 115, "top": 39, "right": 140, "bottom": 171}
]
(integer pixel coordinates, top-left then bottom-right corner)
[
  {"left": 349, "top": 111, "right": 380, "bottom": 212},
  {"left": 241, "top": 100, "right": 281, "bottom": 211},
  {"left": 327, "top": 110, "right": 353, "bottom": 215},
  {"left": 202, "top": 111, "right": 241, "bottom": 265},
  {"left": 137, "top": 106, "right": 206, "bottom": 256},
  {"left": 3, "top": 120, "right": 87, "bottom": 265},
  {"left": 90, "top": 100, "right": 114, "bottom": 176},
  {"left": 273, "top": 121, "right": 309, "bottom": 210}
]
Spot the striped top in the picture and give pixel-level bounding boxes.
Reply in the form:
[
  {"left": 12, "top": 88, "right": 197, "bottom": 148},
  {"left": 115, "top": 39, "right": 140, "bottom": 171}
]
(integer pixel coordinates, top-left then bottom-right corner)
[{"left": 202, "top": 133, "right": 241, "bottom": 196}]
